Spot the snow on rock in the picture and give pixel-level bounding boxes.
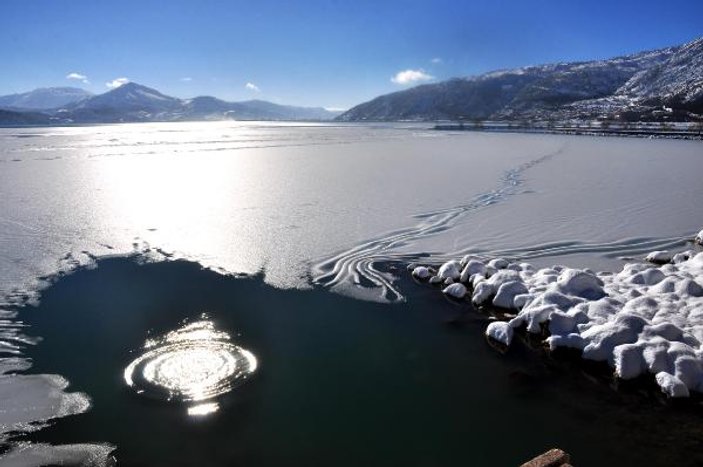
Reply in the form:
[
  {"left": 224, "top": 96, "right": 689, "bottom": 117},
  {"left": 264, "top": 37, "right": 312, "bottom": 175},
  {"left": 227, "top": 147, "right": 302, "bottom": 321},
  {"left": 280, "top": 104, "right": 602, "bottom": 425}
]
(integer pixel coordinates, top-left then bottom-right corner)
[
  {"left": 695, "top": 229, "right": 703, "bottom": 245},
  {"left": 460, "top": 260, "right": 486, "bottom": 282},
  {"left": 492, "top": 280, "right": 528, "bottom": 309},
  {"left": 487, "top": 258, "right": 509, "bottom": 270},
  {"left": 411, "top": 249, "right": 703, "bottom": 397},
  {"left": 486, "top": 321, "right": 514, "bottom": 346},
  {"left": 655, "top": 372, "right": 689, "bottom": 398},
  {"left": 443, "top": 283, "right": 467, "bottom": 299},
  {"left": 645, "top": 250, "right": 672, "bottom": 264},
  {"left": 472, "top": 281, "right": 495, "bottom": 305},
  {"left": 437, "top": 261, "right": 461, "bottom": 281},
  {"left": 412, "top": 266, "right": 431, "bottom": 280}
]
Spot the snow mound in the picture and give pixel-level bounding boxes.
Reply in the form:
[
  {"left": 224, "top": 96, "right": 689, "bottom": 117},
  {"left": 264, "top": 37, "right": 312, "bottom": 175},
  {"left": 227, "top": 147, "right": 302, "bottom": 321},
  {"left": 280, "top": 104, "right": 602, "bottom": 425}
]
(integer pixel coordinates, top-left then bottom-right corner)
[
  {"left": 412, "top": 266, "right": 431, "bottom": 280},
  {"left": 486, "top": 321, "right": 514, "bottom": 346},
  {"left": 413, "top": 244, "right": 703, "bottom": 397},
  {"left": 645, "top": 250, "right": 672, "bottom": 264},
  {"left": 443, "top": 283, "right": 467, "bottom": 299}
]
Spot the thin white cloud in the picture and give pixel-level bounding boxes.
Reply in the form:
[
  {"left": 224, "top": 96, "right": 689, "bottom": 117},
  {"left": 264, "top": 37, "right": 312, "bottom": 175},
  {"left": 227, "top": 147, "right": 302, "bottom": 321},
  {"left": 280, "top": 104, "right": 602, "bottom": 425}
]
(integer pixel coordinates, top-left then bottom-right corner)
[
  {"left": 324, "top": 107, "right": 347, "bottom": 112},
  {"left": 105, "top": 77, "right": 130, "bottom": 89},
  {"left": 391, "top": 69, "right": 434, "bottom": 85},
  {"left": 180, "top": 77, "right": 193, "bottom": 82},
  {"left": 245, "top": 82, "right": 261, "bottom": 92},
  {"left": 66, "top": 72, "right": 89, "bottom": 84},
  {"left": 431, "top": 57, "right": 443, "bottom": 64}
]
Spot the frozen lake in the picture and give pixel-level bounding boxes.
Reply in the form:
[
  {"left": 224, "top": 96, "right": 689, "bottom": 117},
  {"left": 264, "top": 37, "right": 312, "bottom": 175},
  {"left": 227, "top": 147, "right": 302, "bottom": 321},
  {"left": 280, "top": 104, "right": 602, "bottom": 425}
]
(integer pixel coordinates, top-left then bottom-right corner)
[{"left": 1, "top": 122, "right": 702, "bottom": 465}]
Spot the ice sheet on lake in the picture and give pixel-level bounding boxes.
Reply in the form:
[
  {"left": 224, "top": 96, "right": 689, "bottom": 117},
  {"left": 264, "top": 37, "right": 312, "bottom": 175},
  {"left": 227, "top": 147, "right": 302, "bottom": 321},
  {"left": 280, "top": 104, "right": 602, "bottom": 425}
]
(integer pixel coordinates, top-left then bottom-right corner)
[{"left": 0, "top": 122, "right": 702, "bottom": 458}]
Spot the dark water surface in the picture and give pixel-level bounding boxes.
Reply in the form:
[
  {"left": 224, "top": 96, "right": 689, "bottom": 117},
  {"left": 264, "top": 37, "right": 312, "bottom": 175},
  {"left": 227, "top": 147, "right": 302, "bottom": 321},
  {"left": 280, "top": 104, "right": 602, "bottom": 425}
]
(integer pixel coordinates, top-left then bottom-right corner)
[{"left": 19, "top": 257, "right": 703, "bottom": 466}]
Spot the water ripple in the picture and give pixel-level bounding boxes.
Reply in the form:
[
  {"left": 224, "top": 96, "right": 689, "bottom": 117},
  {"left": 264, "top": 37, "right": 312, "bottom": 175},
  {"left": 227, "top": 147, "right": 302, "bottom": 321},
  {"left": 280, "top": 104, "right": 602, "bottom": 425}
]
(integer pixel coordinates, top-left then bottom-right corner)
[{"left": 124, "top": 317, "right": 257, "bottom": 410}]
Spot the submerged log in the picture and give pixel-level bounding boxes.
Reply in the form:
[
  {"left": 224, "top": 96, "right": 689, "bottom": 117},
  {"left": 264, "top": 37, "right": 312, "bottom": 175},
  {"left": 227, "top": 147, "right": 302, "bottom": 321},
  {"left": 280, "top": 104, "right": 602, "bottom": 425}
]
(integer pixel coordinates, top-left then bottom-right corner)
[{"left": 520, "top": 448, "right": 572, "bottom": 467}]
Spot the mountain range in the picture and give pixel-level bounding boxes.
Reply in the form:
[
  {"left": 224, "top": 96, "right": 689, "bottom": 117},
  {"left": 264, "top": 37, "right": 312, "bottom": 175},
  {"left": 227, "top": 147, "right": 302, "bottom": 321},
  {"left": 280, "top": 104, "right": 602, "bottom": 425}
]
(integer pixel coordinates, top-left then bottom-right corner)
[
  {"left": 0, "top": 83, "right": 341, "bottom": 124},
  {"left": 2, "top": 36, "right": 701, "bottom": 126},
  {"left": 0, "top": 87, "right": 93, "bottom": 111},
  {"left": 337, "top": 36, "right": 703, "bottom": 122}
]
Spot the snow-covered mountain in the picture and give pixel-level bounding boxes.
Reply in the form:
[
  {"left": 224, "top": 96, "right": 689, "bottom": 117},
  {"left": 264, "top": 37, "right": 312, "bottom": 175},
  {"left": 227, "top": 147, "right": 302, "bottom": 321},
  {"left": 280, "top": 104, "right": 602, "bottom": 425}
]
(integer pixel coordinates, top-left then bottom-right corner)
[
  {"left": 181, "top": 96, "right": 340, "bottom": 121},
  {"left": 0, "top": 87, "right": 92, "bottom": 111},
  {"left": 58, "top": 82, "right": 183, "bottom": 122},
  {"left": 44, "top": 82, "right": 341, "bottom": 123},
  {"left": 337, "top": 36, "right": 703, "bottom": 122}
]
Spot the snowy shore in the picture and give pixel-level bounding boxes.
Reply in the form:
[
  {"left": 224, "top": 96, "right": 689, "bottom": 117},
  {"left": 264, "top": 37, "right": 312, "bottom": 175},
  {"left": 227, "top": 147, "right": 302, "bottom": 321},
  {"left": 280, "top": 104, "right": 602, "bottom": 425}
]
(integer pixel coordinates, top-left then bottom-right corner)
[{"left": 412, "top": 229, "right": 703, "bottom": 398}]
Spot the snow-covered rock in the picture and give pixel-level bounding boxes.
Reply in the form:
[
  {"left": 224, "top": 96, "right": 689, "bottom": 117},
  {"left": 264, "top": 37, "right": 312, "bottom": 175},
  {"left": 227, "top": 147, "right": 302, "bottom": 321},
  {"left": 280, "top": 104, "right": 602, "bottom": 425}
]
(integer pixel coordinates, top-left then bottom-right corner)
[
  {"left": 655, "top": 372, "right": 689, "bottom": 398},
  {"left": 486, "top": 321, "right": 514, "bottom": 346},
  {"left": 437, "top": 261, "right": 461, "bottom": 281},
  {"left": 492, "top": 281, "right": 528, "bottom": 309},
  {"left": 645, "top": 250, "right": 672, "bottom": 264},
  {"left": 696, "top": 229, "right": 703, "bottom": 245},
  {"left": 460, "top": 260, "right": 486, "bottom": 282},
  {"left": 412, "top": 266, "right": 431, "bottom": 280},
  {"left": 413, "top": 247, "right": 703, "bottom": 397},
  {"left": 443, "top": 283, "right": 467, "bottom": 299}
]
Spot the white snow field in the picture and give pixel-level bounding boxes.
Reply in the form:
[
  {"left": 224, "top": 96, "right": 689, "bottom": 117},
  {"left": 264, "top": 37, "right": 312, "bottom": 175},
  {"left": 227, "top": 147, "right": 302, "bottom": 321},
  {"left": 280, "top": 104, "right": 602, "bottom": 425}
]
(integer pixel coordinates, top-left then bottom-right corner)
[{"left": 0, "top": 121, "right": 702, "bottom": 463}]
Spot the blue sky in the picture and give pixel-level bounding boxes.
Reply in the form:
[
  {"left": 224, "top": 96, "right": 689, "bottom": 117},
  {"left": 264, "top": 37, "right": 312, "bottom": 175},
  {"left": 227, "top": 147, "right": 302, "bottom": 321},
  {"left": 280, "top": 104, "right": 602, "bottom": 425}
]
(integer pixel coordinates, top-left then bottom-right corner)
[{"left": 1, "top": 0, "right": 701, "bottom": 109}]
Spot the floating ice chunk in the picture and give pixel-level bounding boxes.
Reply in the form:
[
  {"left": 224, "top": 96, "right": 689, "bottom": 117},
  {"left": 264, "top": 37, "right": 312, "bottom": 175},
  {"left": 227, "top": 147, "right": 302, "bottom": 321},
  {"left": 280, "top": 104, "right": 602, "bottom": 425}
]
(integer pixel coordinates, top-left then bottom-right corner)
[
  {"left": 0, "top": 443, "right": 115, "bottom": 467},
  {"left": 655, "top": 372, "right": 689, "bottom": 398},
  {"left": 485, "top": 321, "right": 513, "bottom": 346},
  {"left": 442, "top": 283, "right": 467, "bottom": 299},
  {"left": 613, "top": 343, "right": 645, "bottom": 380},
  {"left": 428, "top": 275, "right": 442, "bottom": 284},
  {"left": 645, "top": 250, "right": 672, "bottom": 264},
  {"left": 444, "top": 277, "right": 454, "bottom": 285},
  {"left": 556, "top": 269, "right": 605, "bottom": 300},
  {"left": 412, "top": 266, "right": 431, "bottom": 280},
  {"left": 492, "top": 281, "right": 528, "bottom": 309},
  {"left": 695, "top": 229, "right": 703, "bottom": 245},
  {"left": 438, "top": 261, "right": 461, "bottom": 281}
]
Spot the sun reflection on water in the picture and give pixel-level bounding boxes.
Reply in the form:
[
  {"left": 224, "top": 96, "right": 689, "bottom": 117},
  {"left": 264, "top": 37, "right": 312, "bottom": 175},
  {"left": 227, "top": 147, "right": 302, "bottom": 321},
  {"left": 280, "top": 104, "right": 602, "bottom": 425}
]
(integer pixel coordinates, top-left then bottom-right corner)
[{"left": 124, "top": 316, "right": 257, "bottom": 415}]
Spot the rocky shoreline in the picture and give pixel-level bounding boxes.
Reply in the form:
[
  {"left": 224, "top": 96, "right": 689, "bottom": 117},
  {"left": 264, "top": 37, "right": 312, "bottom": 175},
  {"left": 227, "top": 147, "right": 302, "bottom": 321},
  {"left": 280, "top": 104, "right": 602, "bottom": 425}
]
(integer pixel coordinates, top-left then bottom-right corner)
[{"left": 410, "top": 229, "right": 703, "bottom": 398}]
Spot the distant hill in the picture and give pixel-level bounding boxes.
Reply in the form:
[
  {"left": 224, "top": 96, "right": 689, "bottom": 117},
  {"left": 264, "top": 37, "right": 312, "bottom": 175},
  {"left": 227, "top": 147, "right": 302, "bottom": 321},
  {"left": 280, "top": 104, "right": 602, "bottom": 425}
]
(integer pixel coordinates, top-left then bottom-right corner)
[
  {"left": 0, "top": 87, "right": 92, "bottom": 111},
  {"left": 337, "top": 37, "right": 703, "bottom": 122},
  {"left": 0, "top": 109, "right": 51, "bottom": 125},
  {"left": 52, "top": 82, "right": 341, "bottom": 123},
  {"left": 0, "top": 82, "right": 341, "bottom": 125}
]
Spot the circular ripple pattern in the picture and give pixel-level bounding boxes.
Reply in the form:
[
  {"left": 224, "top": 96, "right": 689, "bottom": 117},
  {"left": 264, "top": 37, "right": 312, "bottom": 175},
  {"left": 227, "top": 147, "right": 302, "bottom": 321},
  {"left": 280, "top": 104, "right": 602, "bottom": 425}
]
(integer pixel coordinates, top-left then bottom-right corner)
[{"left": 124, "top": 318, "right": 257, "bottom": 402}]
